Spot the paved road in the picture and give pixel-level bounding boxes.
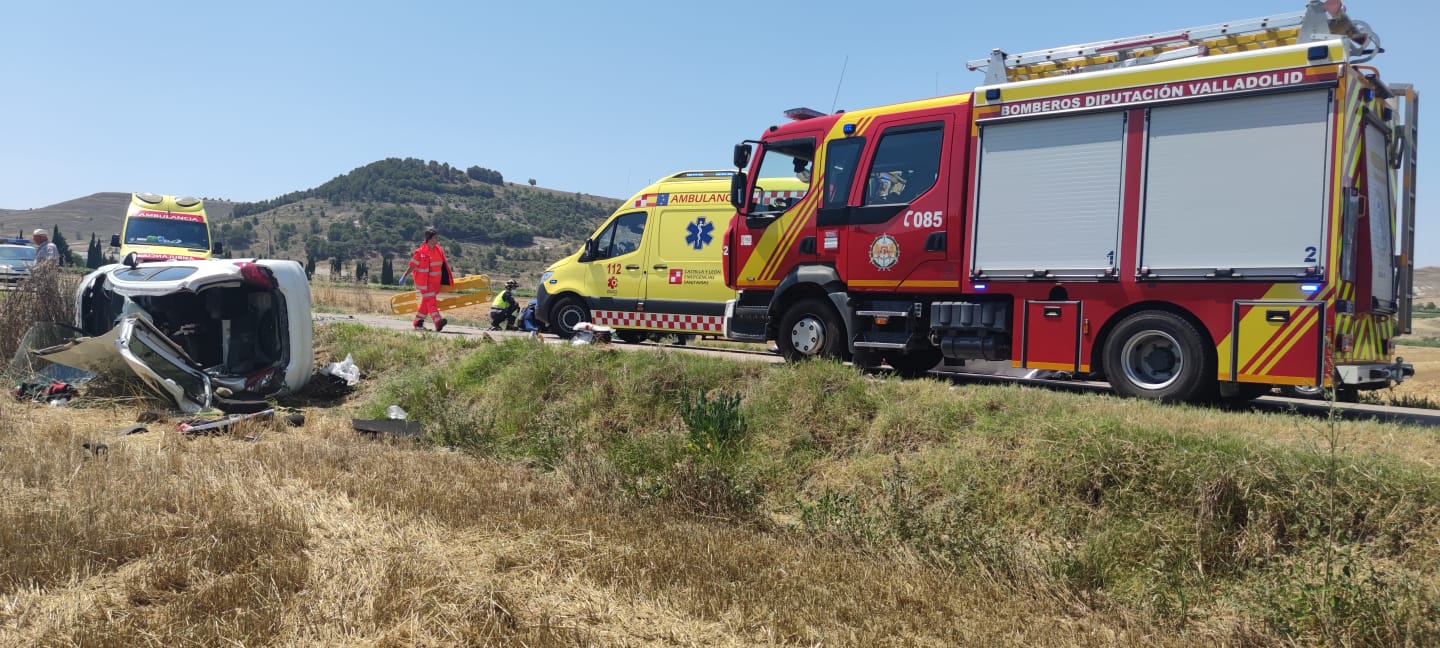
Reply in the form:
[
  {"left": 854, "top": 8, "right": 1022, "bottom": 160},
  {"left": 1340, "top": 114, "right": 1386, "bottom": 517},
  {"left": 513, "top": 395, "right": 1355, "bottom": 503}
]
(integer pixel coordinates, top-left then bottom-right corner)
[{"left": 316, "top": 313, "right": 1440, "bottom": 427}]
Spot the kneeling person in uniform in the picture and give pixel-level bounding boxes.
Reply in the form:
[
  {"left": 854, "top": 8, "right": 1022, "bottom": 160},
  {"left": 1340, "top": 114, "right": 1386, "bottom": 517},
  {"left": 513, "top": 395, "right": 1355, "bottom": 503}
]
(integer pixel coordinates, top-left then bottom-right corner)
[{"left": 490, "top": 280, "right": 520, "bottom": 330}]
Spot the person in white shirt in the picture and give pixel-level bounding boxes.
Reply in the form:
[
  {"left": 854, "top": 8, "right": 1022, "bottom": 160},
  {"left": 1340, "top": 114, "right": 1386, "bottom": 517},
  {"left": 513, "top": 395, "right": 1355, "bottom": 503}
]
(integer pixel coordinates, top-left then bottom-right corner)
[{"left": 31, "top": 229, "right": 59, "bottom": 265}]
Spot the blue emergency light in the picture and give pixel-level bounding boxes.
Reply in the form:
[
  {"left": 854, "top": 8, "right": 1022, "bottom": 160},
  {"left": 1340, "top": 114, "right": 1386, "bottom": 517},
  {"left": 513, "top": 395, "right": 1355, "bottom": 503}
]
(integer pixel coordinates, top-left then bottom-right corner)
[
  {"left": 973, "top": 283, "right": 988, "bottom": 291},
  {"left": 842, "top": 123, "right": 856, "bottom": 135},
  {"left": 1300, "top": 284, "right": 1321, "bottom": 293}
]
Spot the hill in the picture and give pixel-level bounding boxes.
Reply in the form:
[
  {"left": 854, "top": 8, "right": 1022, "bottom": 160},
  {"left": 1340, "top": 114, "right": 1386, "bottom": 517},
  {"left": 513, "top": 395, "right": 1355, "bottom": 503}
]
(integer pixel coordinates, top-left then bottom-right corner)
[{"left": 0, "top": 159, "right": 622, "bottom": 280}]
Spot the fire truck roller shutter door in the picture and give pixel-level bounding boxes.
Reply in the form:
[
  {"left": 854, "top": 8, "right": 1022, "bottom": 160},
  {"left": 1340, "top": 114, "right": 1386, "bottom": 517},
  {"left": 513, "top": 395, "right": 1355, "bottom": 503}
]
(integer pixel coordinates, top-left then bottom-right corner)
[
  {"left": 973, "top": 111, "right": 1125, "bottom": 277},
  {"left": 1140, "top": 90, "right": 1330, "bottom": 275}
]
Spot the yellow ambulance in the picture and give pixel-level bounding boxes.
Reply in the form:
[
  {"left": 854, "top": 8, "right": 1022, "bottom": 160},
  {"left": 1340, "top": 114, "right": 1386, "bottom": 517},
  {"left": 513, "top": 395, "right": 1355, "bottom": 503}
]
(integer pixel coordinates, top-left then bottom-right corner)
[
  {"left": 109, "top": 193, "right": 221, "bottom": 262},
  {"left": 535, "top": 170, "right": 755, "bottom": 341}
]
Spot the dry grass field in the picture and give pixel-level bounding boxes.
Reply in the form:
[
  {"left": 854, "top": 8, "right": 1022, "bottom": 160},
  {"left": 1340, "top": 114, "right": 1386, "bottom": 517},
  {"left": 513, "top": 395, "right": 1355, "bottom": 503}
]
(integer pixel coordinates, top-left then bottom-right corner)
[{"left": 3, "top": 324, "right": 1438, "bottom": 646}]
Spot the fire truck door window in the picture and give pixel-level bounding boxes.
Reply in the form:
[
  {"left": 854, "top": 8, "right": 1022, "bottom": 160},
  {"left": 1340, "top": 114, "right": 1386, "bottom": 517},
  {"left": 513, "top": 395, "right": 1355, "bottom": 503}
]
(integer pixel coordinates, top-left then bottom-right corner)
[
  {"left": 751, "top": 138, "right": 815, "bottom": 216},
  {"left": 823, "top": 137, "right": 864, "bottom": 210},
  {"left": 863, "top": 125, "right": 942, "bottom": 207},
  {"left": 593, "top": 212, "right": 647, "bottom": 260},
  {"left": 1141, "top": 90, "right": 1329, "bottom": 275}
]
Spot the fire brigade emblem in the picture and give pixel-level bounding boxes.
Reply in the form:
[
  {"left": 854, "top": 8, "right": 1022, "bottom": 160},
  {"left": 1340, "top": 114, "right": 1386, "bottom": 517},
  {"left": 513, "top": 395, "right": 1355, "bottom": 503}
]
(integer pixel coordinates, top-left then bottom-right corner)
[
  {"left": 685, "top": 217, "right": 714, "bottom": 250},
  {"left": 869, "top": 235, "right": 899, "bottom": 270}
]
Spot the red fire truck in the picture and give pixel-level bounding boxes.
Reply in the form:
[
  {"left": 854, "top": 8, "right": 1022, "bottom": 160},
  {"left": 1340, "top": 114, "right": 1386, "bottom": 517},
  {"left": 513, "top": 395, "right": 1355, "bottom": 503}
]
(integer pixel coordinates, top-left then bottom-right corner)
[{"left": 722, "top": 1, "right": 1418, "bottom": 402}]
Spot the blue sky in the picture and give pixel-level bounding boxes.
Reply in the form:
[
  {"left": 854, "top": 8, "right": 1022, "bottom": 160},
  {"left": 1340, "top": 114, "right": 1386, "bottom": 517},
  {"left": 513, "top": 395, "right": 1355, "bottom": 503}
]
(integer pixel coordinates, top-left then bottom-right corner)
[{"left": 2, "top": 0, "right": 1435, "bottom": 263}]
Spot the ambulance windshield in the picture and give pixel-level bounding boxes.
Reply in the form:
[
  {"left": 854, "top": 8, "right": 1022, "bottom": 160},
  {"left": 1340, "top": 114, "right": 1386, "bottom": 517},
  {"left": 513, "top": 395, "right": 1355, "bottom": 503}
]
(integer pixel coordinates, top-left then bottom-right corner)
[
  {"left": 125, "top": 218, "right": 211, "bottom": 250},
  {"left": 751, "top": 139, "right": 814, "bottom": 216}
]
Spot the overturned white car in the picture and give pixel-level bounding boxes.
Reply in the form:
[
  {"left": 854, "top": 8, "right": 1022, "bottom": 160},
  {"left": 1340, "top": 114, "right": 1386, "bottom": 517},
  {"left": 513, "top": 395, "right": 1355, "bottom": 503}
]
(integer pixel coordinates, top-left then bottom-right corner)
[{"left": 36, "top": 258, "right": 313, "bottom": 412}]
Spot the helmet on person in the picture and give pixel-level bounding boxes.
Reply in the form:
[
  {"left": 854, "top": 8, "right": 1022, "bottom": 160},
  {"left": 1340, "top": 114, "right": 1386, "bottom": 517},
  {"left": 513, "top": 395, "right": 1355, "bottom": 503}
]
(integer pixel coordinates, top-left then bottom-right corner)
[{"left": 504, "top": 279, "right": 519, "bottom": 289}]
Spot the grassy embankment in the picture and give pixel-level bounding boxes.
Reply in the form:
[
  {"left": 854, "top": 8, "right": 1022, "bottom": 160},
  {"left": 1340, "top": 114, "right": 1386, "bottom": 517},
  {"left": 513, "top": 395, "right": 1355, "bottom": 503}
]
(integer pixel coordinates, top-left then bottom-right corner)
[{"left": 2, "top": 323, "right": 1438, "bottom": 646}]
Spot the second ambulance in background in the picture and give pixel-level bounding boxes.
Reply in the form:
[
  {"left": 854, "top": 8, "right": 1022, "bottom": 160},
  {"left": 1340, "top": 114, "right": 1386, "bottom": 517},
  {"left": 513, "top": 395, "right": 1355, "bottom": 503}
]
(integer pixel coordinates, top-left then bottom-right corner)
[{"left": 110, "top": 193, "right": 222, "bottom": 262}]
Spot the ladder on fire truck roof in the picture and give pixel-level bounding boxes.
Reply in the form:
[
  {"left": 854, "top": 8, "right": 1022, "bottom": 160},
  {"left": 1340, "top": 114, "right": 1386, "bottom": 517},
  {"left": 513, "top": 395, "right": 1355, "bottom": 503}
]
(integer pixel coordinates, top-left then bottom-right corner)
[{"left": 967, "top": 1, "right": 1382, "bottom": 85}]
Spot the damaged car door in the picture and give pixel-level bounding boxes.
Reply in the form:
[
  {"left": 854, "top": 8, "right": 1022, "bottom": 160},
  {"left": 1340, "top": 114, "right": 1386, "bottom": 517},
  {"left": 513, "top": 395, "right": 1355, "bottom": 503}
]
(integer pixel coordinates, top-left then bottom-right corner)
[{"left": 35, "top": 315, "right": 213, "bottom": 412}]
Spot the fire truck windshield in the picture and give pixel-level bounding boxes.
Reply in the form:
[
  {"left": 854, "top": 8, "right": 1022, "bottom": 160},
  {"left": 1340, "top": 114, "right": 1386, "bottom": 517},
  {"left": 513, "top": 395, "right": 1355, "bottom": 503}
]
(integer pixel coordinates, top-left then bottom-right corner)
[
  {"left": 750, "top": 139, "right": 815, "bottom": 216},
  {"left": 125, "top": 218, "right": 211, "bottom": 250}
]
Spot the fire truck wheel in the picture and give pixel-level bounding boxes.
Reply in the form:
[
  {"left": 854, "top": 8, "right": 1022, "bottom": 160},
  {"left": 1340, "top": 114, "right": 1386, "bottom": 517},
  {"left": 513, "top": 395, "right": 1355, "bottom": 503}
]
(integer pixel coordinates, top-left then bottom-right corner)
[
  {"left": 1105, "top": 311, "right": 1212, "bottom": 402},
  {"left": 777, "top": 298, "right": 847, "bottom": 361},
  {"left": 549, "top": 297, "right": 590, "bottom": 340},
  {"left": 886, "top": 348, "right": 943, "bottom": 378}
]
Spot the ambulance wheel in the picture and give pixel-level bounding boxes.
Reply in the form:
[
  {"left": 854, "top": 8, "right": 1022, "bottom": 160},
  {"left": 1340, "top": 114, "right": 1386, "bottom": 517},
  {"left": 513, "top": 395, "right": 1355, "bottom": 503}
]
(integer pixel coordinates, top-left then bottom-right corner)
[
  {"left": 886, "top": 348, "right": 943, "bottom": 378},
  {"left": 549, "top": 297, "right": 590, "bottom": 339},
  {"left": 1104, "top": 311, "right": 1212, "bottom": 402},
  {"left": 777, "top": 298, "right": 847, "bottom": 362},
  {"left": 616, "top": 330, "right": 646, "bottom": 344}
]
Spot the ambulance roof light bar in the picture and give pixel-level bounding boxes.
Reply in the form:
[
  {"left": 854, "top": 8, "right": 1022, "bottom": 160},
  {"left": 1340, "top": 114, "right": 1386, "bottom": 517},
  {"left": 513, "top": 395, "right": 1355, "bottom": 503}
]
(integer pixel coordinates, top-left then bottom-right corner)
[{"left": 967, "top": 1, "right": 1382, "bottom": 85}]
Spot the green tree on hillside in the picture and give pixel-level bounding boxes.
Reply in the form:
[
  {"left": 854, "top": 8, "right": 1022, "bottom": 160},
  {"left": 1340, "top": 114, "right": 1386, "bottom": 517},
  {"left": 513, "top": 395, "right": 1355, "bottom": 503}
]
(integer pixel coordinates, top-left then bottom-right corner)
[
  {"left": 50, "top": 226, "right": 70, "bottom": 266},
  {"left": 380, "top": 256, "right": 395, "bottom": 285},
  {"left": 86, "top": 234, "right": 102, "bottom": 269}
]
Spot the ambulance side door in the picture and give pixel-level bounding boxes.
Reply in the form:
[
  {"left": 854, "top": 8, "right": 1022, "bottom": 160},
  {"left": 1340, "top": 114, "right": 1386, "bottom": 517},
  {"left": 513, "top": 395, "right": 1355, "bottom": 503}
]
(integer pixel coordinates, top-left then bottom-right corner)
[
  {"left": 643, "top": 207, "right": 730, "bottom": 315},
  {"left": 586, "top": 211, "right": 648, "bottom": 313}
]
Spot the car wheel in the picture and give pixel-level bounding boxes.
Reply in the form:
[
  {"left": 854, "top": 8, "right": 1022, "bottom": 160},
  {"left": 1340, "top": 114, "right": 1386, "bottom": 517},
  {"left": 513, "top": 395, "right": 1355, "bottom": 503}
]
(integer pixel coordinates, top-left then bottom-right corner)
[
  {"left": 1104, "top": 311, "right": 1212, "bottom": 402},
  {"left": 549, "top": 297, "right": 590, "bottom": 340},
  {"left": 886, "top": 348, "right": 943, "bottom": 378},
  {"left": 776, "top": 297, "right": 847, "bottom": 361}
]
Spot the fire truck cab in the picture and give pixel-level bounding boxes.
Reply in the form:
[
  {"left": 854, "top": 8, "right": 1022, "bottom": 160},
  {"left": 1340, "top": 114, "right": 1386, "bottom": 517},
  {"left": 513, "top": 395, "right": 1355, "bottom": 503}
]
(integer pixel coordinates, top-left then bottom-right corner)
[{"left": 724, "top": 1, "right": 1417, "bottom": 402}]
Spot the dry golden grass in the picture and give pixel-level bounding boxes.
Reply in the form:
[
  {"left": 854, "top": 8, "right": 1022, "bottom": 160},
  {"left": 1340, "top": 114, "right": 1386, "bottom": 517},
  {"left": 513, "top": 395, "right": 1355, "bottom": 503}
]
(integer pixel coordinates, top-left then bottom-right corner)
[
  {"left": 309, "top": 282, "right": 397, "bottom": 316},
  {"left": 0, "top": 265, "right": 78, "bottom": 362},
  {"left": 0, "top": 398, "right": 1233, "bottom": 647},
  {"left": 1375, "top": 345, "right": 1440, "bottom": 406}
]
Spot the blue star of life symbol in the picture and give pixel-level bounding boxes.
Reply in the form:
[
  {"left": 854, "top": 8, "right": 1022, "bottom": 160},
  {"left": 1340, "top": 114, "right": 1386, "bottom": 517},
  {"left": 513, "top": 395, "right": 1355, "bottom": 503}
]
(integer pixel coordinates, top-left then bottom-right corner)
[{"left": 685, "top": 217, "right": 714, "bottom": 251}]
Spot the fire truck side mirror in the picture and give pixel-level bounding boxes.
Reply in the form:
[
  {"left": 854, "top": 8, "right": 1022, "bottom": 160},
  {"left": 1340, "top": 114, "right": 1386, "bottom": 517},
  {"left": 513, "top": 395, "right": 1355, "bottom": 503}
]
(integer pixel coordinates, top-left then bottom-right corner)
[
  {"left": 729, "top": 172, "right": 751, "bottom": 214},
  {"left": 733, "top": 142, "right": 752, "bottom": 169}
]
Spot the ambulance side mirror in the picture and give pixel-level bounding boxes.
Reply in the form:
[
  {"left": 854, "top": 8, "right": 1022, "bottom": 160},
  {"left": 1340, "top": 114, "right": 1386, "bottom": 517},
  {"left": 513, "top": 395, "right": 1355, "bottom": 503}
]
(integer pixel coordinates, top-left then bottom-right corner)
[
  {"left": 580, "top": 238, "right": 597, "bottom": 262},
  {"left": 212, "top": 242, "right": 224, "bottom": 254},
  {"left": 733, "top": 142, "right": 752, "bottom": 169},
  {"left": 110, "top": 234, "right": 120, "bottom": 247},
  {"left": 729, "top": 172, "right": 750, "bottom": 215}
]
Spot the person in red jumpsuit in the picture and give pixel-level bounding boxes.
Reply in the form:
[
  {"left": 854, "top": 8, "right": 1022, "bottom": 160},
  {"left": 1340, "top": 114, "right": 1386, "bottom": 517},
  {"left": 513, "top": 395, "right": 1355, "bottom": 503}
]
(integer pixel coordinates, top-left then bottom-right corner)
[{"left": 408, "top": 226, "right": 451, "bottom": 332}]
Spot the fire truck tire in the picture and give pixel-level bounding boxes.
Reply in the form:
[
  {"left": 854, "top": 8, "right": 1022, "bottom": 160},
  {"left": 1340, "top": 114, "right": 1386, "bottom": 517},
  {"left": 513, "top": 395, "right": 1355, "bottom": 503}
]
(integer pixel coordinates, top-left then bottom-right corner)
[
  {"left": 1105, "top": 311, "right": 1212, "bottom": 402},
  {"left": 777, "top": 298, "right": 847, "bottom": 361},
  {"left": 886, "top": 349, "right": 943, "bottom": 378},
  {"left": 549, "top": 297, "right": 590, "bottom": 340}
]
